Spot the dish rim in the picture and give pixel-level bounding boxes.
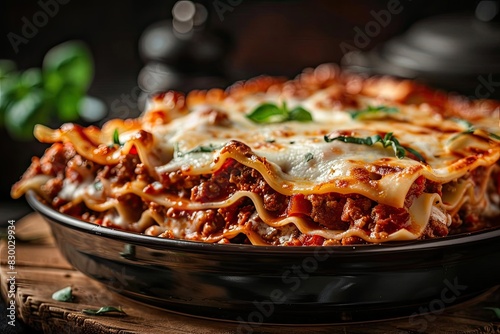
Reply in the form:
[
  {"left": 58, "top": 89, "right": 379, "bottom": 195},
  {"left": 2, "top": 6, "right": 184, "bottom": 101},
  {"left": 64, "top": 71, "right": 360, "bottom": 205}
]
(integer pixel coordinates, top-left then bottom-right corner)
[{"left": 26, "top": 190, "right": 500, "bottom": 255}]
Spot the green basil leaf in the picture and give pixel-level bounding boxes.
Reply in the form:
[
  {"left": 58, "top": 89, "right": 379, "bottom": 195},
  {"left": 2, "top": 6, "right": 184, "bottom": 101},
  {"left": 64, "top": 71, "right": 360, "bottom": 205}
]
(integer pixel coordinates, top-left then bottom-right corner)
[
  {"left": 56, "top": 87, "right": 82, "bottom": 122},
  {"left": 0, "top": 74, "right": 21, "bottom": 126},
  {"left": 450, "top": 117, "right": 473, "bottom": 130},
  {"left": 94, "top": 181, "right": 103, "bottom": 191},
  {"left": 43, "top": 40, "right": 93, "bottom": 91},
  {"left": 289, "top": 106, "right": 313, "bottom": 122},
  {"left": 484, "top": 307, "right": 500, "bottom": 319},
  {"left": 304, "top": 152, "right": 314, "bottom": 162},
  {"left": 405, "top": 146, "right": 426, "bottom": 162},
  {"left": 82, "top": 306, "right": 126, "bottom": 316},
  {"left": 246, "top": 102, "right": 314, "bottom": 124},
  {"left": 113, "top": 128, "right": 121, "bottom": 146},
  {"left": 246, "top": 103, "right": 287, "bottom": 123},
  {"left": 177, "top": 143, "right": 222, "bottom": 157},
  {"left": 186, "top": 144, "right": 220, "bottom": 153},
  {"left": 324, "top": 132, "right": 425, "bottom": 162},
  {"left": 0, "top": 60, "right": 17, "bottom": 79},
  {"left": 350, "top": 105, "right": 399, "bottom": 119},
  {"left": 52, "top": 286, "right": 73, "bottom": 302},
  {"left": 449, "top": 129, "right": 476, "bottom": 142},
  {"left": 43, "top": 70, "right": 64, "bottom": 94},
  {"left": 5, "top": 89, "right": 51, "bottom": 140},
  {"left": 20, "top": 68, "right": 43, "bottom": 89},
  {"left": 489, "top": 132, "right": 500, "bottom": 141}
]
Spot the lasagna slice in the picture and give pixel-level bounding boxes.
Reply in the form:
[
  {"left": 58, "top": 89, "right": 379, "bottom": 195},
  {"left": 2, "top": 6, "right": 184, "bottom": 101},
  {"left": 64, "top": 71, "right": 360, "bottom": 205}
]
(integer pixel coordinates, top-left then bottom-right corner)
[{"left": 12, "top": 64, "right": 500, "bottom": 246}]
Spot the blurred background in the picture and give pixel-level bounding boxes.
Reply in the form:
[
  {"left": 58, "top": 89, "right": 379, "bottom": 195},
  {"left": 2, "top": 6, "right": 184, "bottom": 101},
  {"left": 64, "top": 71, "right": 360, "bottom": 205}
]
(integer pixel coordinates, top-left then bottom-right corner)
[{"left": 0, "top": 0, "right": 496, "bottom": 216}]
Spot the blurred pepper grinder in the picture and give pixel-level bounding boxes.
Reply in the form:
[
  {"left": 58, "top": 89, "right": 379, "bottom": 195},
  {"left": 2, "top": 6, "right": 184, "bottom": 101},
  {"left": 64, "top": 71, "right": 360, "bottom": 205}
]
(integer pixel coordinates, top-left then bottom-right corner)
[{"left": 137, "top": 0, "right": 232, "bottom": 108}]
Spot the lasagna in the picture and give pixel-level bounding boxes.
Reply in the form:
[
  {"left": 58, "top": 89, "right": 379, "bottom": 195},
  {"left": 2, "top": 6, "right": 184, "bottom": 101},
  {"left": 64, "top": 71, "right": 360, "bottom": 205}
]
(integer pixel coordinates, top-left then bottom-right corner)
[{"left": 11, "top": 64, "right": 500, "bottom": 246}]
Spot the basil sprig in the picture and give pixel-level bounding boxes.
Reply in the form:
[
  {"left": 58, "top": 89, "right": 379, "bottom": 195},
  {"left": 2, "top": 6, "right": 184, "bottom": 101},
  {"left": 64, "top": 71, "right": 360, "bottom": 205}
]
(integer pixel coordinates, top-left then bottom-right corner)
[
  {"left": 304, "top": 152, "right": 314, "bottom": 162},
  {"left": 324, "top": 132, "right": 426, "bottom": 162},
  {"left": 449, "top": 117, "right": 500, "bottom": 142},
  {"left": 350, "top": 105, "right": 399, "bottom": 120},
  {"left": 112, "top": 128, "right": 121, "bottom": 146},
  {"left": 246, "top": 102, "right": 312, "bottom": 124},
  {"left": 174, "top": 143, "right": 222, "bottom": 158},
  {"left": 0, "top": 41, "right": 94, "bottom": 140}
]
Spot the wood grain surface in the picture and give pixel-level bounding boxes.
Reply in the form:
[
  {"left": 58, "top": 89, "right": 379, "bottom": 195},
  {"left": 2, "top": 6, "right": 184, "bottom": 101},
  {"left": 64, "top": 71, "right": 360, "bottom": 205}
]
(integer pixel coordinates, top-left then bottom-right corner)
[{"left": 1, "top": 214, "right": 500, "bottom": 333}]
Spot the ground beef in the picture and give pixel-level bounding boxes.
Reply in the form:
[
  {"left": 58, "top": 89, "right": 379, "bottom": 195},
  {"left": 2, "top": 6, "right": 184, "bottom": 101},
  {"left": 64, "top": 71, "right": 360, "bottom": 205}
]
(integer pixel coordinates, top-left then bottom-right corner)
[
  {"left": 40, "top": 177, "right": 63, "bottom": 199},
  {"left": 370, "top": 204, "right": 410, "bottom": 235},
  {"left": 157, "top": 160, "right": 457, "bottom": 245},
  {"left": 189, "top": 159, "right": 287, "bottom": 213},
  {"left": 159, "top": 170, "right": 202, "bottom": 199},
  {"left": 421, "top": 218, "right": 449, "bottom": 239},
  {"left": 98, "top": 154, "right": 141, "bottom": 185},
  {"left": 307, "top": 194, "right": 349, "bottom": 230},
  {"left": 39, "top": 143, "right": 76, "bottom": 177}
]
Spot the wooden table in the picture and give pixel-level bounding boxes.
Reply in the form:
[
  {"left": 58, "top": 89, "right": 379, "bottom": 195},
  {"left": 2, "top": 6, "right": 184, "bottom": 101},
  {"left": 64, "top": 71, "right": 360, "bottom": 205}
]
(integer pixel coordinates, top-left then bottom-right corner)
[{"left": 1, "top": 214, "right": 500, "bottom": 333}]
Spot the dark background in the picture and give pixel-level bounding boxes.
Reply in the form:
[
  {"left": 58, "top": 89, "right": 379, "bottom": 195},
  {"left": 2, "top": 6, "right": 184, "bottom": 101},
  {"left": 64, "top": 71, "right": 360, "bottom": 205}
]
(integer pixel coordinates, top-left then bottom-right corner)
[{"left": 1, "top": 0, "right": 476, "bottom": 86}]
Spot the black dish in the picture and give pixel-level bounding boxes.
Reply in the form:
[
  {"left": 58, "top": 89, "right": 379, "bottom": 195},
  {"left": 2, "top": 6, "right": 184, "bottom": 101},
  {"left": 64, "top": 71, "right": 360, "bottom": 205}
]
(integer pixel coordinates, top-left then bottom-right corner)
[{"left": 26, "top": 191, "right": 500, "bottom": 324}]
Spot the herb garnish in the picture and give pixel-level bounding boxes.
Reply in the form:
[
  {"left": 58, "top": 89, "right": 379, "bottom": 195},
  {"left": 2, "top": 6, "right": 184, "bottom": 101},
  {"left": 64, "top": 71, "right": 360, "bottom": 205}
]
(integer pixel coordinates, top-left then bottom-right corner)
[
  {"left": 246, "top": 102, "right": 313, "bottom": 124},
  {"left": 112, "top": 128, "right": 121, "bottom": 146},
  {"left": 350, "top": 105, "right": 399, "bottom": 120},
  {"left": 450, "top": 117, "right": 473, "bottom": 130},
  {"left": 324, "top": 132, "right": 426, "bottom": 162},
  {"left": 93, "top": 181, "right": 103, "bottom": 191},
  {"left": 484, "top": 307, "right": 500, "bottom": 319},
  {"left": 52, "top": 286, "right": 73, "bottom": 302},
  {"left": 305, "top": 152, "right": 314, "bottom": 162},
  {"left": 175, "top": 143, "right": 222, "bottom": 158},
  {"left": 449, "top": 118, "right": 500, "bottom": 142},
  {"left": 82, "top": 306, "right": 126, "bottom": 316}
]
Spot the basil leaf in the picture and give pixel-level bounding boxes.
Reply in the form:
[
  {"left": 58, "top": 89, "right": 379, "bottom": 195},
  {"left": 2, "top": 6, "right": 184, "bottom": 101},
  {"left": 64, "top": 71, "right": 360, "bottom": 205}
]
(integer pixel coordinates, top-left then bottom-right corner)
[
  {"left": 484, "top": 307, "right": 500, "bottom": 319},
  {"left": 52, "top": 286, "right": 73, "bottom": 302},
  {"left": 0, "top": 59, "right": 16, "bottom": 79},
  {"left": 56, "top": 86, "right": 82, "bottom": 122},
  {"left": 113, "top": 129, "right": 121, "bottom": 146},
  {"left": 489, "top": 132, "right": 500, "bottom": 141},
  {"left": 94, "top": 181, "right": 103, "bottom": 191},
  {"left": 350, "top": 105, "right": 399, "bottom": 119},
  {"left": 246, "top": 102, "right": 313, "bottom": 124},
  {"left": 82, "top": 306, "right": 126, "bottom": 316},
  {"left": 43, "top": 40, "right": 93, "bottom": 92},
  {"left": 246, "top": 103, "right": 287, "bottom": 123},
  {"left": 289, "top": 106, "right": 313, "bottom": 122},
  {"left": 5, "top": 89, "right": 50, "bottom": 140},
  {"left": 324, "top": 132, "right": 425, "bottom": 162},
  {"left": 404, "top": 146, "right": 426, "bottom": 162},
  {"left": 449, "top": 129, "right": 475, "bottom": 142},
  {"left": 449, "top": 128, "right": 500, "bottom": 142},
  {"left": 176, "top": 143, "right": 221, "bottom": 157},
  {"left": 450, "top": 117, "right": 473, "bottom": 130},
  {"left": 304, "top": 153, "right": 314, "bottom": 162}
]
